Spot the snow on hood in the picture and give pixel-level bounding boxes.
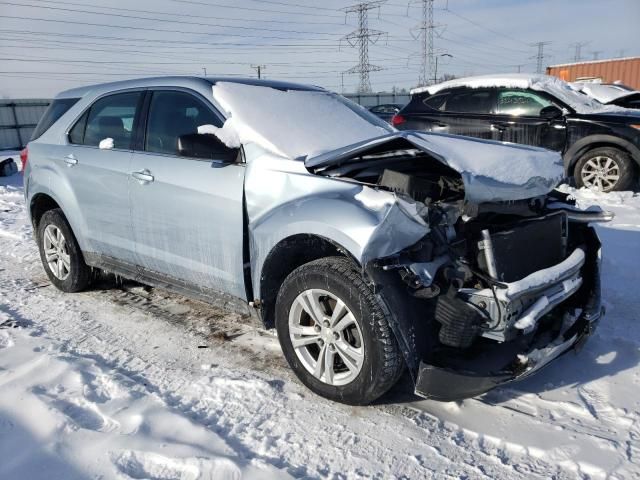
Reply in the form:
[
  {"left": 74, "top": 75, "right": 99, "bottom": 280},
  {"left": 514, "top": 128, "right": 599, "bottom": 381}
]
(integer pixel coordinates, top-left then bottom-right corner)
[
  {"left": 411, "top": 73, "right": 637, "bottom": 116},
  {"left": 570, "top": 82, "right": 639, "bottom": 104},
  {"left": 306, "top": 131, "right": 564, "bottom": 203},
  {"left": 210, "top": 81, "right": 392, "bottom": 159}
]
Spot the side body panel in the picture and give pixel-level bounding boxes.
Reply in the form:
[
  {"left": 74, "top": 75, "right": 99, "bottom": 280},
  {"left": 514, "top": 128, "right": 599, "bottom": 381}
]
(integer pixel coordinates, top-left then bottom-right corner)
[
  {"left": 60, "top": 145, "right": 135, "bottom": 262},
  {"left": 129, "top": 153, "right": 247, "bottom": 299}
]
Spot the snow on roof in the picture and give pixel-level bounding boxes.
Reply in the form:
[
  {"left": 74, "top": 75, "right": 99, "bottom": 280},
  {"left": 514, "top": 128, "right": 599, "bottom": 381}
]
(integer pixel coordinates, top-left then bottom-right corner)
[
  {"left": 410, "top": 73, "right": 636, "bottom": 115},
  {"left": 210, "top": 81, "right": 392, "bottom": 160}
]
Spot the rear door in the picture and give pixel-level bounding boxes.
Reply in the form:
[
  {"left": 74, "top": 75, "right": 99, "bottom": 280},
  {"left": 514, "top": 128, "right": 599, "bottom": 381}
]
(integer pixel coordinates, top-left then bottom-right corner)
[
  {"left": 402, "top": 88, "right": 500, "bottom": 141},
  {"left": 129, "top": 89, "right": 247, "bottom": 299},
  {"left": 493, "top": 88, "right": 567, "bottom": 151},
  {"left": 63, "top": 90, "right": 144, "bottom": 263}
]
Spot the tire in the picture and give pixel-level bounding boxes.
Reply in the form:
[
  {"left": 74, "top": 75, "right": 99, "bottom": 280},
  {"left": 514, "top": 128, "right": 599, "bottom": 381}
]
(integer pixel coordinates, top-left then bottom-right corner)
[
  {"left": 574, "top": 147, "right": 636, "bottom": 192},
  {"left": 275, "top": 256, "right": 404, "bottom": 405},
  {"left": 37, "top": 209, "right": 92, "bottom": 292}
]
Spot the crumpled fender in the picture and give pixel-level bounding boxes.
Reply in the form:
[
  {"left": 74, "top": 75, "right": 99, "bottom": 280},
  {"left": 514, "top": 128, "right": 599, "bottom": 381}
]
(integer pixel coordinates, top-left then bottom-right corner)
[{"left": 243, "top": 148, "right": 430, "bottom": 298}]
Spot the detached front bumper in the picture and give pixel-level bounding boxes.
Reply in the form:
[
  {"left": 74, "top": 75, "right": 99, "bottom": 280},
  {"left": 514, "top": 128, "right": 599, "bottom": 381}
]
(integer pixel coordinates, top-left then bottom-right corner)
[
  {"left": 414, "top": 226, "right": 603, "bottom": 401},
  {"left": 415, "top": 308, "right": 602, "bottom": 401}
]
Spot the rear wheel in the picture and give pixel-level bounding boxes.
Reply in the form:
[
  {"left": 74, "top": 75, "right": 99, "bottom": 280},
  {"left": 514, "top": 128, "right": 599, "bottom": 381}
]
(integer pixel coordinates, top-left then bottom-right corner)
[
  {"left": 574, "top": 147, "right": 636, "bottom": 192},
  {"left": 37, "top": 209, "right": 92, "bottom": 292},
  {"left": 275, "top": 257, "right": 403, "bottom": 405}
]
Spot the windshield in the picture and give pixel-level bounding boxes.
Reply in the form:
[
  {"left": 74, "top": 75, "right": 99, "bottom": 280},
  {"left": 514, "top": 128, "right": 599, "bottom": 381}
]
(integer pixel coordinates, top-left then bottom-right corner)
[{"left": 210, "top": 81, "right": 393, "bottom": 160}]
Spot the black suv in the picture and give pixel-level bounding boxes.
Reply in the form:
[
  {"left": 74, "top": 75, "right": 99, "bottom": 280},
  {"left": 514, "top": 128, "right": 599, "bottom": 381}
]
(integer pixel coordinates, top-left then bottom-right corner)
[{"left": 394, "top": 74, "right": 640, "bottom": 191}]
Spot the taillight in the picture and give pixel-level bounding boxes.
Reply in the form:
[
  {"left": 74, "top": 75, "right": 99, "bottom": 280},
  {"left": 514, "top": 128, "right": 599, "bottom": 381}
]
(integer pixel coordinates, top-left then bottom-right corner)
[
  {"left": 391, "top": 114, "right": 406, "bottom": 127},
  {"left": 20, "top": 146, "right": 28, "bottom": 172}
]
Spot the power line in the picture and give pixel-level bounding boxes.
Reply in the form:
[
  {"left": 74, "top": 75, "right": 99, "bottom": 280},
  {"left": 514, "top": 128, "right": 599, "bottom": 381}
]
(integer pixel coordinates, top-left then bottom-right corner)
[
  {"left": 2, "top": 0, "right": 348, "bottom": 26},
  {"left": 0, "top": 1, "right": 347, "bottom": 37},
  {"left": 442, "top": 6, "right": 530, "bottom": 47},
  {"left": 342, "top": 1, "right": 387, "bottom": 93},
  {"left": 169, "top": 0, "right": 345, "bottom": 18}
]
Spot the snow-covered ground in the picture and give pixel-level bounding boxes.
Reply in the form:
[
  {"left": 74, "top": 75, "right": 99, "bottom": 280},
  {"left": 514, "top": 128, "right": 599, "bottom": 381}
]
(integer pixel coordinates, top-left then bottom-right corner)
[{"left": 1, "top": 154, "right": 639, "bottom": 479}]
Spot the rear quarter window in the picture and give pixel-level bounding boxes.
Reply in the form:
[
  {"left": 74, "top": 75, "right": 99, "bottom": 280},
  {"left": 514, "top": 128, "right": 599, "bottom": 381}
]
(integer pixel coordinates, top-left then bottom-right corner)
[{"left": 30, "top": 98, "right": 80, "bottom": 140}]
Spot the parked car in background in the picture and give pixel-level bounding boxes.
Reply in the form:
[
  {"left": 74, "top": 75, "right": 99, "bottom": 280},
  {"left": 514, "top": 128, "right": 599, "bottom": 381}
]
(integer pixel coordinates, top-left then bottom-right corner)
[
  {"left": 368, "top": 103, "right": 405, "bottom": 123},
  {"left": 572, "top": 82, "right": 640, "bottom": 110},
  {"left": 23, "top": 76, "right": 607, "bottom": 404},
  {"left": 394, "top": 74, "right": 640, "bottom": 191}
]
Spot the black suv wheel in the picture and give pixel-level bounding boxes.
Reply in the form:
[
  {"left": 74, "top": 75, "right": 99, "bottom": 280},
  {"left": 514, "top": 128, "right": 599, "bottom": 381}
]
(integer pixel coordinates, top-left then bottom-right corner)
[
  {"left": 574, "top": 147, "right": 636, "bottom": 192},
  {"left": 275, "top": 257, "right": 404, "bottom": 405}
]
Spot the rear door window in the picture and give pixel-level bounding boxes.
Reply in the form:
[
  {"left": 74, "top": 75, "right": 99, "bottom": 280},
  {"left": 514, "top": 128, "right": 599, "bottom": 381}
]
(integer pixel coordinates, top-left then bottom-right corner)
[
  {"left": 69, "top": 91, "right": 142, "bottom": 149},
  {"left": 495, "top": 89, "right": 553, "bottom": 116},
  {"left": 442, "top": 89, "right": 494, "bottom": 114},
  {"left": 30, "top": 98, "right": 79, "bottom": 140},
  {"left": 422, "top": 93, "right": 449, "bottom": 111},
  {"left": 144, "top": 90, "right": 222, "bottom": 157}
]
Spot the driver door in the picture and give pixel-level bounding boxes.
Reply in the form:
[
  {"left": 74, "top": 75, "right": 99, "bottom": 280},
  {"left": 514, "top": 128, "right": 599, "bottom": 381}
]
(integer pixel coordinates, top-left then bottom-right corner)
[
  {"left": 493, "top": 88, "right": 567, "bottom": 152},
  {"left": 129, "top": 89, "right": 247, "bottom": 299}
]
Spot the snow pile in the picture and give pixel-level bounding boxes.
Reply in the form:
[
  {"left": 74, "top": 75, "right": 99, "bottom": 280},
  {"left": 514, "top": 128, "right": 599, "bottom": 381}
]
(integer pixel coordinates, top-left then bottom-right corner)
[
  {"left": 411, "top": 73, "right": 638, "bottom": 115},
  {"left": 210, "top": 82, "right": 391, "bottom": 159},
  {"left": 99, "top": 137, "right": 114, "bottom": 150},
  {"left": 0, "top": 330, "right": 14, "bottom": 349},
  {"left": 197, "top": 122, "right": 241, "bottom": 149}
]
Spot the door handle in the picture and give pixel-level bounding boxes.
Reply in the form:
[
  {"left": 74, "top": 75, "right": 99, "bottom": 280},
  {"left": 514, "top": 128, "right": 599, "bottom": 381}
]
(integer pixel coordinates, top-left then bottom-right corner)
[
  {"left": 434, "top": 122, "right": 448, "bottom": 128},
  {"left": 491, "top": 123, "right": 510, "bottom": 131},
  {"left": 64, "top": 154, "right": 78, "bottom": 166},
  {"left": 131, "top": 169, "right": 154, "bottom": 183}
]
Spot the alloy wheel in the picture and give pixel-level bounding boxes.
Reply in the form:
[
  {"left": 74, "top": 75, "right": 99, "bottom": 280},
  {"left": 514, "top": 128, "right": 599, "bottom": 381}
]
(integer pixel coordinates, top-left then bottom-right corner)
[
  {"left": 43, "top": 224, "right": 71, "bottom": 280},
  {"left": 581, "top": 155, "right": 620, "bottom": 191},
  {"left": 288, "top": 288, "right": 364, "bottom": 386}
]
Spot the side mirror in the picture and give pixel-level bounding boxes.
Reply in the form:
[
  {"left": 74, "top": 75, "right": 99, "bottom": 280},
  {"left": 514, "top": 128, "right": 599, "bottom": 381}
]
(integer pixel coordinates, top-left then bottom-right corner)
[
  {"left": 540, "top": 105, "right": 563, "bottom": 120},
  {"left": 177, "top": 133, "right": 239, "bottom": 162}
]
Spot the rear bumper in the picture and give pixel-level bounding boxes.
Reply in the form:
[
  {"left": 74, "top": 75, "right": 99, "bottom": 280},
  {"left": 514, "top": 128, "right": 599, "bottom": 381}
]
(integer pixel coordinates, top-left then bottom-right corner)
[{"left": 414, "top": 308, "right": 602, "bottom": 401}]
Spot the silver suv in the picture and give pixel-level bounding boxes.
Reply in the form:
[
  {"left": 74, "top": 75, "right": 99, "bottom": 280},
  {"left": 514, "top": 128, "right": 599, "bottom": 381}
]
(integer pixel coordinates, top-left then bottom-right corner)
[{"left": 23, "top": 76, "right": 607, "bottom": 404}]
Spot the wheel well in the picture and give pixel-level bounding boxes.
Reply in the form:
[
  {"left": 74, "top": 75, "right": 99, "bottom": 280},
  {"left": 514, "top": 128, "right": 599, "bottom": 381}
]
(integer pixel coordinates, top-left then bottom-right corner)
[
  {"left": 570, "top": 142, "right": 638, "bottom": 173},
  {"left": 30, "top": 194, "right": 61, "bottom": 229},
  {"left": 259, "top": 234, "right": 356, "bottom": 328}
]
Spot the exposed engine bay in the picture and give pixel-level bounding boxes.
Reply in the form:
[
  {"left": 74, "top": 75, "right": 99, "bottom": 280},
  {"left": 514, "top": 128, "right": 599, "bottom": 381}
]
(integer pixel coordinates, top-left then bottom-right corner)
[{"left": 311, "top": 143, "right": 609, "bottom": 399}]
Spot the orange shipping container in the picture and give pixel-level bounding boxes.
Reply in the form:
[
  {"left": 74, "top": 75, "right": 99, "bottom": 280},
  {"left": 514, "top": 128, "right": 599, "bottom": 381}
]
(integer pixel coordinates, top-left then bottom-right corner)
[{"left": 546, "top": 57, "right": 640, "bottom": 90}]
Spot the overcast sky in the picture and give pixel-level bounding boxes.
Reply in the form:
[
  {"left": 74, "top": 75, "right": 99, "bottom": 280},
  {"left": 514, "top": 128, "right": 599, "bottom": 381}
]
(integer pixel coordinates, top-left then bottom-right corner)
[{"left": 1, "top": 0, "right": 639, "bottom": 98}]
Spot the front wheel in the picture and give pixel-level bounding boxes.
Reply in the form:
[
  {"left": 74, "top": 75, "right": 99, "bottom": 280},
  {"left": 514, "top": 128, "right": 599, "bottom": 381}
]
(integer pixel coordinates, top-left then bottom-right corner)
[
  {"left": 574, "top": 147, "right": 636, "bottom": 192},
  {"left": 275, "top": 257, "right": 404, "bottom": 405}
]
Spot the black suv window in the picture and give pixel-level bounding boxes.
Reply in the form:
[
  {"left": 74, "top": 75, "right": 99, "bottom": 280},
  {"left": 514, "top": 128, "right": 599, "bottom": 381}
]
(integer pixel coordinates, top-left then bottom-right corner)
[
  {"left": 69, "top": 91, "right": 141, "bottom": 149},
  {"left": 422, "top": 93, "right": 448, "bottom": 111},
  {"left": 31, "top": 98, "right": 79, "bottom": 140},
  {"left": 442, "top": 89, "right": 493, "bottom": 114},
  {"left": 495, "top": 89, "right": 553, "bottom": 116},
  {"left": 145, "top": 90, "right": 222, "bottom": 156}
]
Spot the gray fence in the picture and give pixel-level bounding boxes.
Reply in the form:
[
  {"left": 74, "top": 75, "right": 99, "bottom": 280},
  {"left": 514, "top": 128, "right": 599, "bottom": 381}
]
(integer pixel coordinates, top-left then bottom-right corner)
[
  {"left": 343, "top": 93, "right": 411, "bottom": 108},
  {"left": 0, "top": 92, "right": 409, "bottom": 151},
  {"left": 0, "top": 99, "right": 50, "bottom": 150}
]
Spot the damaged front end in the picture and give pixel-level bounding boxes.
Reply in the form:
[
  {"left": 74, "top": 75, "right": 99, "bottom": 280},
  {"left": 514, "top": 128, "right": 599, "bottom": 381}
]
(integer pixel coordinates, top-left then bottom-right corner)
[{"left": 307, "top": 132, "right": 609, "bottom": 401}]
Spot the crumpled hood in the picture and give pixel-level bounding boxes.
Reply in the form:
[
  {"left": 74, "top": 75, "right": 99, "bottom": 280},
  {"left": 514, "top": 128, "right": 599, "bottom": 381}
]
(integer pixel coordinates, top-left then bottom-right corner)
[{"left": 305, "top": 131, "right": 564, "bottom": 203}]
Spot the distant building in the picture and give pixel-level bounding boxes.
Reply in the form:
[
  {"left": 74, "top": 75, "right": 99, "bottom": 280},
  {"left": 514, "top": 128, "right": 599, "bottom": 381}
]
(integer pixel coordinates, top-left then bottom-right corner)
[{"left": 547, "top": 57, "right": 640, "bottom": 90}]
